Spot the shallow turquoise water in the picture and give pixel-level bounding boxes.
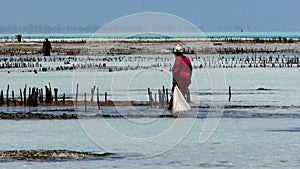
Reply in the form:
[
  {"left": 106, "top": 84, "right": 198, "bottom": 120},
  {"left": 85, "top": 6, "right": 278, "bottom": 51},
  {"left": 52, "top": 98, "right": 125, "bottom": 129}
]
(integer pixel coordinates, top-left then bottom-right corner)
[
  {"left": 0, "top": 53, "right": 299, "bottom": 168},
  {"left": 0, "top": 118, "right": 299, "bottom": 168}
]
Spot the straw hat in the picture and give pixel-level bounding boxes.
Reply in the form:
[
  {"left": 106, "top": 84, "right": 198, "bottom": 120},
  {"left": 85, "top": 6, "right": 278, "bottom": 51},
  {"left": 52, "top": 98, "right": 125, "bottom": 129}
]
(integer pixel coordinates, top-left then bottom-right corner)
[{"left": 174, "top": 44, "right": 183, "bottom": 53}]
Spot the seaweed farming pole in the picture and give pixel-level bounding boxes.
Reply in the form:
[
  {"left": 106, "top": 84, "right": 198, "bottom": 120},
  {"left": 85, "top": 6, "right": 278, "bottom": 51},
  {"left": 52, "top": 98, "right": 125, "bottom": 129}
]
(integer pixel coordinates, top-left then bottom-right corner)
[
  {"left": 23, "top": 86, "right": 27, "bottom": 106},
  {"left": 165, "top": 88, "right": 169, "bottom": 104},
  {"left": 62, "top": 93, "right": 65, "bottom": 104},
  {"left": 147, "top": 88, "right": 154, "bottom": 106},
  {"left": 19, "top": 89, "right": 23, "bottom": 105},
  {"left": 12, "top": 91, "right": 16, "bottom": 107},
  {"left": 84, "top": 92, "right": 87, "bottom": 112},
  {"left": 6, "top": 85, "right": 9, "bottom": 107},
  {"left": 91, "top": 86, "right": 96, "bottom": 102},
  {"left": 158, "top": 89, "right": 164, "bottom": 108},
  {"left": 96, "top": 87, "right": 100, "bottom": 109},
  {"left": 32, "top": 87, "right": 38, "bottom": 107},
  {"left": 48, "top": 83, "right": 52, "bottom": 104},
  {"left": 186, "top": 89, "right": 191, "bottom": 103},
  {"left": 0, "top": 90, "right": 3, "bottom": 106},
  {"left": 162, "top": 86, "right": 166, "bottom": 106},
  {"left": 229, "top": 86, "right": 232, "bottom": 102},
  {"left": 39, "top": 88, "right": 43, "bottom": 104},
  {"left": 104, "top": 92, "right": 108, "bottom": 102},
  {"left": 27, "top": 87, "right": 31, "bottom": 106},
  {"left": 54, "top": 88, "right": 58, "bottom": 103},
  {"left": 75, "top": 84, "right": 79, "bottom": 108},
  {"left": 44, "top": 86, "right": 48, "bottom": 103},
  {"left": 154, "top": 93, "right": 157, "bottom": 106}
]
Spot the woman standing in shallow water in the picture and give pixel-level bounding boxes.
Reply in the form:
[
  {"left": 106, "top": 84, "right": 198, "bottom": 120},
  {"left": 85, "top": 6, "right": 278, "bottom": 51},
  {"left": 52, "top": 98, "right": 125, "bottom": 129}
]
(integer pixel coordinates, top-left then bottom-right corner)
[
  {"left": 168, "top": 44, "right": 192, "bottom": 110},
  {"left": 42, "top": 38, "right": 52, "bottom": 56}
]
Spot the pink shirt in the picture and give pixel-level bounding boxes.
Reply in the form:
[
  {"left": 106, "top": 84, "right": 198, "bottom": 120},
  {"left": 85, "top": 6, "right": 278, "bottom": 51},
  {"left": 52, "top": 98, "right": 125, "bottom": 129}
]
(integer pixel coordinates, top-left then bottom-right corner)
[{"left": 172, "top": 55, "right": 192, "bottom": 89}]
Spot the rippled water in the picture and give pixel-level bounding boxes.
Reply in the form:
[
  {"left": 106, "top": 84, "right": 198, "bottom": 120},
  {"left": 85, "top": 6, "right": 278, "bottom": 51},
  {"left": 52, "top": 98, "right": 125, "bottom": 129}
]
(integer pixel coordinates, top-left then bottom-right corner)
[
  {"left": 0, "top": 53, "right": 299, "bottom": 168},
  {"left": 0, "top": 58, "right": 299, "bottom": 107},
  {"left": 0, "top": 118, "right": 299, "bottom": 168}
]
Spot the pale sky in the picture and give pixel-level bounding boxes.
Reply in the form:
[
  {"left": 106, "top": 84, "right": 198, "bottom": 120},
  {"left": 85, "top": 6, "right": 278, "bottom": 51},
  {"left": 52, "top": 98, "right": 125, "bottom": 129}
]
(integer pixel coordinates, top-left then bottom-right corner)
[{"left": 0, "top": 0, "right": 299, "bottom": 31}]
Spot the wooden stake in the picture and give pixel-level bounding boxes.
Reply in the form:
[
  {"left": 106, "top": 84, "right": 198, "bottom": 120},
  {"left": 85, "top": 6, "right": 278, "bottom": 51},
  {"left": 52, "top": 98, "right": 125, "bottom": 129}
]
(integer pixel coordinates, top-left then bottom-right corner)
[
  {"left": 166, "top": 88, "right": 169, "bottom": 104},
  {"left": 75, "top": 84, "right": 79, "bottom": 108},
  {"left": 148, "top": 88, "right": 154, "bottom": 106},
  {"left": 12, "top": 91, "right": 16, "bottom": 107},
  {"left": 63, "top": 93, "right": 65, "bottom": 104},
  {"left": 186, "top": 89, "right": 191, "bottom": 103},
  {"left": 84, "top": 92, "right": 87, "bottom": 112},
  {"left": 0, "top": 90, "right": 3, "bottom": 106},
  {"left": 91, "top": 85, "right": 96, "bottom": 102},
  {"left": 19, "top": 89, "right": 23, "bottom": 105},
  {"left": 229, "top": 86, "right": 232, "bottom": 102},
  {"left": 6, "top": 85, "right": 9, "bottom": 107},
  {"left": 54, "top": 88, "right": 58, "bottom": 103},
  {"left": 23, "top": 85, "right": 27, "bottom": 106},
  {"left": 104, "top": 92, "right": 107, "bottom": 102},
  {"left": 97, "top": 87, "right": 100, "bottom": 109}
]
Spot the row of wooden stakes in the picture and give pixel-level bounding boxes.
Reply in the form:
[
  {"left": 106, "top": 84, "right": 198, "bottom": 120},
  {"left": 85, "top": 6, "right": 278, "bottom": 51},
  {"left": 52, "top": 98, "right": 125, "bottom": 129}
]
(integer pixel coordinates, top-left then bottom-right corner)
[
  {"left": 0, "top": 84, "right": 65, "bottom": 107},
  {"left": 0, "top": 84, "right": 173, "bottom": 108},
  {"left": 147, "top": 86, "right": 191, "bottom": 108}
]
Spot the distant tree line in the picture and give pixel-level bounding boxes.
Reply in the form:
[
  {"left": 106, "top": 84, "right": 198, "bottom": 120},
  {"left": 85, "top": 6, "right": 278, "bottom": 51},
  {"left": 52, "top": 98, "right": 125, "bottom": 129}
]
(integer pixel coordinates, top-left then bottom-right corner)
[{"left": 0, "top": 25, "right": 99, "bottom": 34}]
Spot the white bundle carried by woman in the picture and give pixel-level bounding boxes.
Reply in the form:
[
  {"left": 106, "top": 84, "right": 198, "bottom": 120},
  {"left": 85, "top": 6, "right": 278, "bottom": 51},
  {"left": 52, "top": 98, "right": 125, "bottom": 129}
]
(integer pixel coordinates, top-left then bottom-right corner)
[{"left": 172, "top": 86, "right": 192, "bottom": 113}]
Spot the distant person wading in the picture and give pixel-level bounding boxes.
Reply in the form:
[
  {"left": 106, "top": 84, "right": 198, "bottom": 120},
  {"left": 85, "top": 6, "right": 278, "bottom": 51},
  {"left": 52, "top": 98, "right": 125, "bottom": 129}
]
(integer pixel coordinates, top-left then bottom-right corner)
[
  {"left": 168, "top": 44, "right": 192, "bottom": 110},
  {"left": 42, "top": 38, "right": 52, "bottom": 56}
]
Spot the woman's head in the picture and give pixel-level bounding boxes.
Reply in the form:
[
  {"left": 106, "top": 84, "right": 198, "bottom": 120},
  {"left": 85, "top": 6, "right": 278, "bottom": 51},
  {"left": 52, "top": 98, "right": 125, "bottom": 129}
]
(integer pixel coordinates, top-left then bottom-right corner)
[{"left": 173, "top": 44, "right": 183, "bottom": 56}]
